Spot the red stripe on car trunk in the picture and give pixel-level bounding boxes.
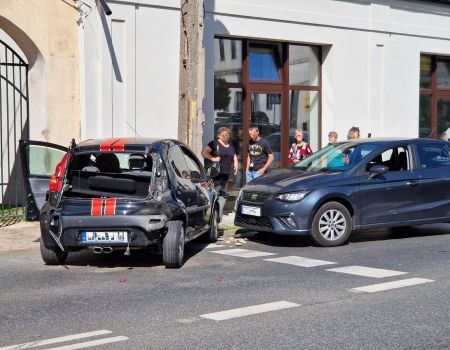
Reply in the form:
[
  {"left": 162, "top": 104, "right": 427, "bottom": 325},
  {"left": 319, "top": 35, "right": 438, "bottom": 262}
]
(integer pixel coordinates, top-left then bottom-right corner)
[
  {"left": 111, "top": 138, "right": 131, "bottom": 152},
  {"left": 104, "top": 198, "right": 116, "bottom": 216},
  {"left": 91, "top": 198, "right": 103, "bottom": 216},
  {"left": 100, "top": 138, "right": 119, "bottom": 152}
]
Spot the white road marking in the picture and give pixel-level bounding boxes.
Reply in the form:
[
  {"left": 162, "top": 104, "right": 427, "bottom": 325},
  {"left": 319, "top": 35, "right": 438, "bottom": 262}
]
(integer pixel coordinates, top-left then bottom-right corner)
[
  {"left": 200, "top": 301, "right": 300, "bottom": 321},
  {"left": 210, "top": 248, "right": 276, "bottom": 258},
  {"left": 265, "top": 256, "right": 336, "bottom": 267},
  {"left": 205, "top": 243, "right": 224, "bottom": 249},
  {"left": 326, "top": 265, "right": 407, "bottom": 278},
  {"left": 0, "top": 330, "right": 112, "bottom": 350},
  {"left": 351, "top": 278, "right": 434, "bottom": 293},
  {"left": 44, "top": 336, "right": 129, "bottom": 350}
]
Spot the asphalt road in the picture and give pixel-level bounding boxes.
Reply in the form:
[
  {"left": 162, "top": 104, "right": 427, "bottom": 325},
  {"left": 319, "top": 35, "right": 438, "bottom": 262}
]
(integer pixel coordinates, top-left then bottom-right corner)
[{"left": 0, "top": 224, "right": 449, "bottom": 350}]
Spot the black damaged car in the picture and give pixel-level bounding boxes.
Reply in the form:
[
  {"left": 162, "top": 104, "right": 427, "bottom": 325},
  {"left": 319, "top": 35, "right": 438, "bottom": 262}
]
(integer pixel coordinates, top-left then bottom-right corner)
[{"left": 20, "top": 138, "right": 221, "bottom": 268}]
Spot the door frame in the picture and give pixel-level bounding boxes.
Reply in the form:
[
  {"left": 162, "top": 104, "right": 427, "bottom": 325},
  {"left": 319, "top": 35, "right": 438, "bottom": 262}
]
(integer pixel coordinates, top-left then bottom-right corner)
[{"left": 19, "top": 140, "right": 68, "bottom": 220}]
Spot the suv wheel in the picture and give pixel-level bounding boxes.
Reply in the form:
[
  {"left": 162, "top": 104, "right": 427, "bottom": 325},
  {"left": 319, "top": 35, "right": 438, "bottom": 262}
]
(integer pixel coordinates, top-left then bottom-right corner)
[
  {"left": 40, "top": 238, "right": 68, "bottom": 265},
  {"left": 311, "top": 202, "right": 352, "bottom": 247},
  {"left": 163, "top": 220, "right": 185, "bottom": 268},
  {"left": 205, "top": 208, "right": 219, "bottom": 243}
]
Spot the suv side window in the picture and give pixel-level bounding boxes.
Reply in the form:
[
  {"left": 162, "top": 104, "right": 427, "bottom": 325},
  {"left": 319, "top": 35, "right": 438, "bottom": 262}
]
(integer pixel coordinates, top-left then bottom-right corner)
[
  {"left": 366, "top": 146, "right": 410, "bottom": 172},
  {"left": 417, "top": 144, "right": 450, "bottom": 169}
]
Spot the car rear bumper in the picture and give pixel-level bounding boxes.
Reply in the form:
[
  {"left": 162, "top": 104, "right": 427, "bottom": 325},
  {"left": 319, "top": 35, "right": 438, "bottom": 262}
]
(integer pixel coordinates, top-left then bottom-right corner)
[{"left": 41, "top": 214, "right": 168, "bottom": 249}]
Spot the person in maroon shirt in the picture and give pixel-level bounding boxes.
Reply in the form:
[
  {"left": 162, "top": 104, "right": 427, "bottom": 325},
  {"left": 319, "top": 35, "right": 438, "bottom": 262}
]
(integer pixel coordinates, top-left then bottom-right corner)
[{"left": 288, "top": 129, "right": 313, "bottom": 165}]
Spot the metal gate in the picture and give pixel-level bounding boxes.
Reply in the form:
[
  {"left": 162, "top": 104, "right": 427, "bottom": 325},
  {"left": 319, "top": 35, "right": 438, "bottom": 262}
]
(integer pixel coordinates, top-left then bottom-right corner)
[{"left": 0, "top": 39, "right": 29, "bottom": 225}]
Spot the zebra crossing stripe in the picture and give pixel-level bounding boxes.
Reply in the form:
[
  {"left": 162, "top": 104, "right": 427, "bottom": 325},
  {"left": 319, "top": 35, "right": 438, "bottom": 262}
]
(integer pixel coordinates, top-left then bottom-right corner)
[
  {"left": 265, "top": 256, "right": 336, "bottom": 267},
  {"left": 0, "top": 330, "right": 113, "bottom": 350},
  {"left": 44, "top": 336, "right": 129, "bottom": 350},
  {"left": 326, "top": 265, "right": 407, "bottom": 278},
  {"left": 351, "top": 278, "right": 434, "bottom": 293},
  {"left": 210, "top": 248, "right": 276, "bottom": 258},
  {"left": 200, "top": 301, "right": 300, "bottom": 321}
]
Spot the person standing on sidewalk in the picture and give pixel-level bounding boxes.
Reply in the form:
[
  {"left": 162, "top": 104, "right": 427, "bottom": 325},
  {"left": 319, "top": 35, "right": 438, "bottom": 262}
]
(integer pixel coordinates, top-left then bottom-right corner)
[
  {"left": 202, "top": 127, "right": 238, "bottom": 191},
  {"left": 288, "top": 129, "right": 313, "bottom": 165},
  {"left": 246, "top": 125, "right": 274, "bottom": 182}
]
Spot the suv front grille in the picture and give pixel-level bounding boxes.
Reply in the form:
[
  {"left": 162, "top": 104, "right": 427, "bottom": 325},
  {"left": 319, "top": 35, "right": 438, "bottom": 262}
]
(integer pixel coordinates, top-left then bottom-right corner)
[
  {"left": 242, "top": 191, "right": 272, "bottom": 203},
  {"left": 235, "top": 213, "right": 273, "bottom": 229}
]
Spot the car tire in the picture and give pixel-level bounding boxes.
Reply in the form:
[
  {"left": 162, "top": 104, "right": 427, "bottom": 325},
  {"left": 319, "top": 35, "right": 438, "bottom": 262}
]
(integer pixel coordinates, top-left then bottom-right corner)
[
  {"left": 40, "top": 238, "right": 68, "bottom": 265},
  {"left": 163, "top": 220, "right": 185, "bottom": 268},
  {"left": 311, "top": 202, "right": 352, "bottom": 247},
  {"left": 205, "top": 207, "right": 219, "bottom": 243}
]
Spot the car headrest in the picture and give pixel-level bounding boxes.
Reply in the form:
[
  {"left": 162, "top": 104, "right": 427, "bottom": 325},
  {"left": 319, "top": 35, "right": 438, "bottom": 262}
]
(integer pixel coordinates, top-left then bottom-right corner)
[
  {"left": 95, "top": 153, "right": 121, "bottom": 173},
  {"left": 129, "top": 154, "right": 146, "bottom": 170}
]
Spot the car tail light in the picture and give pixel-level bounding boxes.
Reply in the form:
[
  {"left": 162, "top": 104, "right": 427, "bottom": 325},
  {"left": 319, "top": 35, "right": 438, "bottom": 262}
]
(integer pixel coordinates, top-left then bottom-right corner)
[{"left": 49, "top": 153, "right": 70, "bottom": 192}]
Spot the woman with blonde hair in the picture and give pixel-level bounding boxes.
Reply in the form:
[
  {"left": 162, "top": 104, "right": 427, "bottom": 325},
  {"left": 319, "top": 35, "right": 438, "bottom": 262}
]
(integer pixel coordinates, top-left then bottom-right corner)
[
  {"left": 202, "top": 127, "right": 238, "bottom": 190},
  {"left": 288, "top": 129, "right": 313, "bottom": 165},
  {"left": 347, "top": 126, "right": 360, "bottom": 140}
]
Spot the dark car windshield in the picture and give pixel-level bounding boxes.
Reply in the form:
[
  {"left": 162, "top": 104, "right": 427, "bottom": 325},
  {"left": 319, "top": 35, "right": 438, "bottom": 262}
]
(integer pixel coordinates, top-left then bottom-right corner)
[{"left": 295, "top": 142, "right": 379, "bottom": 171}]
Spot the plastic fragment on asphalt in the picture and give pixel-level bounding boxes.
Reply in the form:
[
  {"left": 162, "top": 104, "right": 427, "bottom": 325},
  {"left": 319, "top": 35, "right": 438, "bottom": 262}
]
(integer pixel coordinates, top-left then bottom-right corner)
[{"left": 119, "top": 277, "right": 127, "bottom": 283}]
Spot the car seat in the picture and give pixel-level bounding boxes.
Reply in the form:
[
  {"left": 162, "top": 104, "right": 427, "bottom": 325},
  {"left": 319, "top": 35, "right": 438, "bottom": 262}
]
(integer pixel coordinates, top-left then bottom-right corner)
[
  {"left": 95, "top": 153, "right": 122, "bottom": 173},
  {"left": 128, "top": 154, "right": 152, "bottom": 176},
  {"left": 396, "top": 152, "right": 408, "bottom": 171}
]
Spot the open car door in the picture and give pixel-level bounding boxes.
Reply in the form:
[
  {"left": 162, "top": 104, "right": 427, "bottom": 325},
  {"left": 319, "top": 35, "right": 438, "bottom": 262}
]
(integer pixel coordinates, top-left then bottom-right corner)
[{"left": 19, "top": 140, "right": 67, "bottom": 220}]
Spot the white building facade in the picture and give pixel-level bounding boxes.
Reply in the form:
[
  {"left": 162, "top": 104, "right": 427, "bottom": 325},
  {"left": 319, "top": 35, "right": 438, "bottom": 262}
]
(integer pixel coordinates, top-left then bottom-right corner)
[{"left": 79, "top": 0, "right": 450, "bottom": 186}]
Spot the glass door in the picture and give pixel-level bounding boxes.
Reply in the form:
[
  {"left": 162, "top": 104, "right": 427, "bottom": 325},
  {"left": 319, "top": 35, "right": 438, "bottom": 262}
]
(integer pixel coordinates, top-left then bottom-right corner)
[
  {"left": 249, "top": 93, "right": 283, "bottom": 168},
  {"left": 437, "top": 97, "right": 450, "bottom": 141}
]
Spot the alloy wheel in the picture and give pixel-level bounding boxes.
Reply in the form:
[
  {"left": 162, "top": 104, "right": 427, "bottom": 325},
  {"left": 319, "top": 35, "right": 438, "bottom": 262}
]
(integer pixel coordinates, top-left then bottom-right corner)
[{"left": 318, "top": 209, "right": 347, "bottom": 241}]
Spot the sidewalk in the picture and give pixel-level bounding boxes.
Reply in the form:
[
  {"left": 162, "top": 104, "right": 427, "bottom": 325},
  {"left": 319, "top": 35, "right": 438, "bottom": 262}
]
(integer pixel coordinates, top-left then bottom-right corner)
[
  {"left": 220, "top": 211, "right": 236, "bottom": 227},
  {"left": 0, "top": 221, "right": 40, "bottom": 252}
]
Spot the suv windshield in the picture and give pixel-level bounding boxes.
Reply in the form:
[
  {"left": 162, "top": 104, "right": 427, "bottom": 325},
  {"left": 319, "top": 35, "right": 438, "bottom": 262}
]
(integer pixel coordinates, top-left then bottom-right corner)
[{"left": 295, "top": 142, "right": 379, "bottom": 171}]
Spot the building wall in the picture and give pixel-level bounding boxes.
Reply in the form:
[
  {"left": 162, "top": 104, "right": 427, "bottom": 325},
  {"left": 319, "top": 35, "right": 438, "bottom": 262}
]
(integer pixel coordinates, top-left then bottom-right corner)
[
  {"left": 0, "top": 0, "right": 80, "bottom": 145},
  {"left": 80, "top": 0, "right": 181, "bottom": 140},
  {"left": 204, "top": 0, "right": 450, "bottom": 147}
]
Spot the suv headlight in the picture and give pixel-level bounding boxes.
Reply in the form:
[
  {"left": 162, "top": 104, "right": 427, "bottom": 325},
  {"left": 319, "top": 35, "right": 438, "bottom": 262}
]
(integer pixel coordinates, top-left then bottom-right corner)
[{"left": 274, "top": 191, "right": 309, "bottom": 202}]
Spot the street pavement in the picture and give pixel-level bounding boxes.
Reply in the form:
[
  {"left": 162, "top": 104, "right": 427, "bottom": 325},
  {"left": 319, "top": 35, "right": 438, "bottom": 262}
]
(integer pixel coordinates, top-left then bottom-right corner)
[{"left": 0, "top": 221, "right": 449, "bottom": 350}]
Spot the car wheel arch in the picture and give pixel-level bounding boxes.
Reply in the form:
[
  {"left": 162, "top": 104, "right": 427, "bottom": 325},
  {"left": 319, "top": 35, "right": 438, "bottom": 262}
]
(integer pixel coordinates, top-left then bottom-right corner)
[{"left": 309, "top": 196, "right": 355, "bottom": 229}]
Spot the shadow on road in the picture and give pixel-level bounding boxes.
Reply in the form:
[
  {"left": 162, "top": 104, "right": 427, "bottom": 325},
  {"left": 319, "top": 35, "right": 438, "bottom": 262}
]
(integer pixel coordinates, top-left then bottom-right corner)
[
  {"left": 62, "top": 241, "right": 204, "bottom": 269},
  {"left": 236, "top": 224, "right": 450, "bottom": 248}
]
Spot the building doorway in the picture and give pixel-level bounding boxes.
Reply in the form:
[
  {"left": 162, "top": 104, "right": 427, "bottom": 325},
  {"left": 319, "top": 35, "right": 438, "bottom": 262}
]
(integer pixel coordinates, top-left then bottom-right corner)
[{"left": 213, "top": 38, "right": 321, "bottom": 189}]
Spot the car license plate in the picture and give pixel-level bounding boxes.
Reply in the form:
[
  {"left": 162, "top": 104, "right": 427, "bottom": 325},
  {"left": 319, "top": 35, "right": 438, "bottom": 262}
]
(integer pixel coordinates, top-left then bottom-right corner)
[
  {"left": 241, "top": 205, "right": 261, "bottom": 217},
  {"left": 81, "top": 231, "right": 128, "bottom": 243}
]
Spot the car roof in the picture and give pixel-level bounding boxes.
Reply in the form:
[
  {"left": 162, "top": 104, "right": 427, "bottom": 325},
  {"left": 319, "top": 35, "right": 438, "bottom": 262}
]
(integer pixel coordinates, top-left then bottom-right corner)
[
  {"left": 74, "top": 137, "right": 182, "bottom": 154},
  {"left": 338, "top": 137, "right": 449, "bottom": 145}
]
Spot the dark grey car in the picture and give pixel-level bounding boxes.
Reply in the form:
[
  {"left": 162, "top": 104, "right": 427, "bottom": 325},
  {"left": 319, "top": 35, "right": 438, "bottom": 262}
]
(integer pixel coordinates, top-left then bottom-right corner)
[{"left": 235, "top": 138, "right": 450, "bottom": 247}]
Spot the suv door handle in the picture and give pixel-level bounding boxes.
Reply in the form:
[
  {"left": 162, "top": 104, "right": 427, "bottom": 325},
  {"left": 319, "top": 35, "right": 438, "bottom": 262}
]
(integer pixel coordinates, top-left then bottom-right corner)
[{"left": 406, "top": 181, "right": 419, "bottom": 187}]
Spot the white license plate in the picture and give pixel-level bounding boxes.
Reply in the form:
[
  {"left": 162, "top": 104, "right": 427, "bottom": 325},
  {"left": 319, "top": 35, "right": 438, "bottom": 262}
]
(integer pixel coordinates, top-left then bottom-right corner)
[
  {"left": 81, "top": 231, "right": 128, "bottom": 243},
  {"left": 241, "top": 205, "right": 261, "bottom": 217}
]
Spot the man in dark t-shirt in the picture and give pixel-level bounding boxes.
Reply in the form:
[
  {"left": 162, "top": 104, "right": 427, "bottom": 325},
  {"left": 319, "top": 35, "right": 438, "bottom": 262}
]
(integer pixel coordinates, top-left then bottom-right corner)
[{"left": 246, "top": 125, "right": 274, "bottom": 182}]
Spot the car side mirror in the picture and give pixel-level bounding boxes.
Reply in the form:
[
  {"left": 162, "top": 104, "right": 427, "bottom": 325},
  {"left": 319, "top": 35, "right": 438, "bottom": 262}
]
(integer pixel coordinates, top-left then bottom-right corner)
[{"left": 368, "top": 164, "right": 388, "bottom": 180}]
